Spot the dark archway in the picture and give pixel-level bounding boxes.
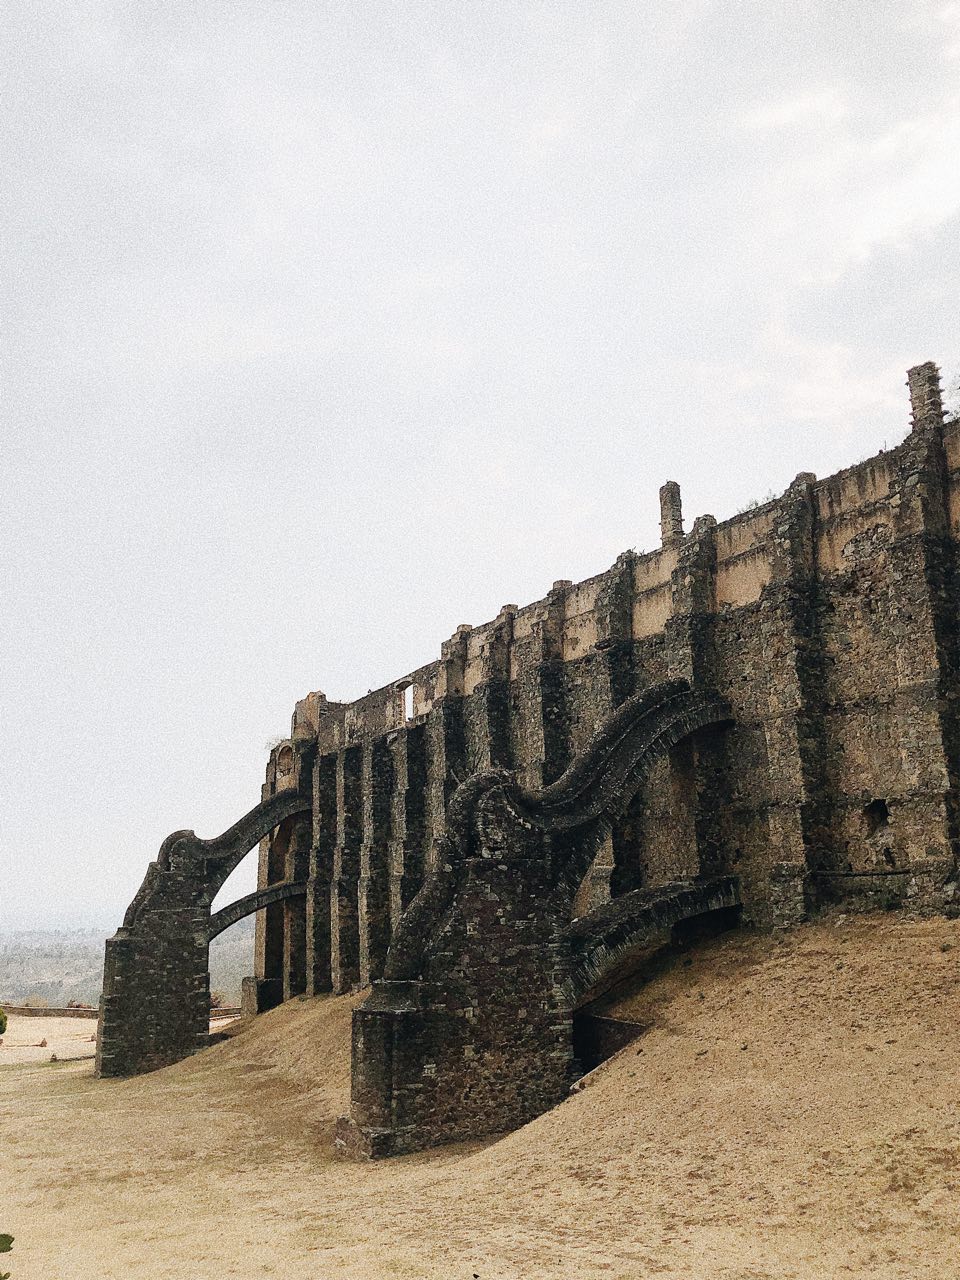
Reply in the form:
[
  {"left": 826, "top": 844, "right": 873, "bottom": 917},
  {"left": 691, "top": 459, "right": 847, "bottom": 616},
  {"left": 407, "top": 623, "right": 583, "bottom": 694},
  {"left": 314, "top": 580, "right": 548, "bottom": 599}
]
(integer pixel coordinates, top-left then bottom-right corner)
[
  {"left": 566, "top": 877, "right": 742, "bottom": 1072},
  {"left": 256, "top": 811, "right": 312, "bottom": 1010}
]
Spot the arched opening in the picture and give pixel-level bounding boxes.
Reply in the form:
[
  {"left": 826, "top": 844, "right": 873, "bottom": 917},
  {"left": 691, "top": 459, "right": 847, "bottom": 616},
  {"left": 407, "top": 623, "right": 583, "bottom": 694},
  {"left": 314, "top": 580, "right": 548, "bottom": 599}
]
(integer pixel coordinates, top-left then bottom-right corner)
[
  {"left": 571, "top": 836, "right": 614, "bottom": 917},
  {"left": 257, "top": 812, "right": 311, "bottom": 1008},
  {"left": 207, "top": 916, "right": 253, "bottom": 1023},
  {"left": 396, "top": 680, "right": 416, "bottom": 724},
  {"left": 571, "top": 738, "right": 703, "bottom": 919},
  {"left": 560, "top": 703, "right": 738, "bottom": 1078},
  {"left": 209, "top": 860, "right": 259, "bottom": 1021},
  {"left": 257, "top": 818, "right": 290, "bottom": 1009}
]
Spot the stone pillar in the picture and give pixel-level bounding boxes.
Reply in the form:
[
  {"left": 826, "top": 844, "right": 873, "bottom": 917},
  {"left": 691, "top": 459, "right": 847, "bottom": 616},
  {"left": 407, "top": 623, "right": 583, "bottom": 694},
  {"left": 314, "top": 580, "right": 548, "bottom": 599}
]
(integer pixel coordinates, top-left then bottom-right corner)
[
  {"left": 464, "top": 606, "right": 514, "bottom": 773},
  {"left": 359, "top": 737, "right": 394, "bottom": 985},
  {"left": 660, "top": 481, "right": 683, "bottom": 547},
  {"left": 251, "top": 754, "right": 286, "bottom": 1013},
  {"left": 588, "top": 554, "right": 637, "bottom": 903},
  {"left": 331, "top": 745, "right": 363, "bottom": 992},
  {"left": 908, "top": 361, "right": 945, "bottom": 432},
  {"left": 251, "top": 780, "right": 280, "bottom": 1012},
  {"left": 96, "top": 869, "right": 210, "bottom": 1077},
  {"left": 340, "top": 982, "right": 423, "bottom": 1158},
  {"left": 257, "top": 797, "right": 288, "bottom": 1012},
  {"left": 424, "top": 701, "right": 465, "bottom": 873},
  {"left": 388, "top": 724, "right": 427, "bottom": 930},
  {"left": 883, "top": 363, "right": 959, "bottom": 908},
  {"left": 665, "top": 514, "right": 717, "bottom": 685},
  {"left": 282, "top": 814, "right": 311, "bottom": 999},
  {"left": 594, "top": 551, "right": 636, "bottom": 712},
  {"left": 659, "top": 515, "right": 721, "bottom": 899},
  {"left": 756, "top": 472, "right": 823, "bottom": 924},
  {"left": 305, "top": 753, "right": 337, "bottom": 995},
  {"left": 424, "top": 627, "right": 468, "bottom": 872},
  {"left": 510, "top": 581, "right": 567, "bottom": 790}
]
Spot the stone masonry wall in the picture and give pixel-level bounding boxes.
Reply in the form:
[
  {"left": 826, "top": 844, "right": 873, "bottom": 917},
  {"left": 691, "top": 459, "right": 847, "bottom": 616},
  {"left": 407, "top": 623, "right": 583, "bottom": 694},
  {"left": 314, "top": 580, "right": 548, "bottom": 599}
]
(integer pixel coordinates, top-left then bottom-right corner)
[
  {"left": 344, "top": 854, "right": 573, "bottom": 1156},
  {"left": 252, "top": 364, "right": 960, "bottom": 1004}
]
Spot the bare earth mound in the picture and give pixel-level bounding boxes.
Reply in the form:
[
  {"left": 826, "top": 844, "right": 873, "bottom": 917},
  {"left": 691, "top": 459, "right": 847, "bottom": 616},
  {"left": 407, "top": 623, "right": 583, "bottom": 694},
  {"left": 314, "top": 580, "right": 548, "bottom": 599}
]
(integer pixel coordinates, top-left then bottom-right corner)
[{"left": 2, "top": 913, "right": 958, "bottom": 1279}]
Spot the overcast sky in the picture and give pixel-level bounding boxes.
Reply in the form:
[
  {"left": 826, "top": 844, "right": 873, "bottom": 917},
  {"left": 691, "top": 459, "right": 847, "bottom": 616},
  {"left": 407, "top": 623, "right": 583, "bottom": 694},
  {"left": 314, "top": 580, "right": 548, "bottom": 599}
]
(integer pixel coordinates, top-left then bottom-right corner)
[{"left": 2, "top": 1, "right": 959, "bottom": 932}]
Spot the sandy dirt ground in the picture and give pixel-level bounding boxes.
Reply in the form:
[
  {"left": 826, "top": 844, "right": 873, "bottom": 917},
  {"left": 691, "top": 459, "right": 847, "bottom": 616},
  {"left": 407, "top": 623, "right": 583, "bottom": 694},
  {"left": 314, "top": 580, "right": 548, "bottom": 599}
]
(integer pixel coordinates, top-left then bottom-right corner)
[{"left": 2, "top": 912, "right": 959, "bottom": 1279}]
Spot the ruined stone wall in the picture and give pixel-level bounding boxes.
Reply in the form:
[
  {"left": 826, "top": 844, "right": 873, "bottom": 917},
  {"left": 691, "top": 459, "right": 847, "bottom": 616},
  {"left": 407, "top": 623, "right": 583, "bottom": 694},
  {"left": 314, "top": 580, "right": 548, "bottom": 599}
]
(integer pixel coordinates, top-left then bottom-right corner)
[
  {"left": 97, "top": 866, "right": 211, "bottom": 1076},
  {"left": 253, "top": 365, "right": 960, "bottom": 1003},
  {"left": 346, "top": 852, "right": 573, "bottom": 1155}
]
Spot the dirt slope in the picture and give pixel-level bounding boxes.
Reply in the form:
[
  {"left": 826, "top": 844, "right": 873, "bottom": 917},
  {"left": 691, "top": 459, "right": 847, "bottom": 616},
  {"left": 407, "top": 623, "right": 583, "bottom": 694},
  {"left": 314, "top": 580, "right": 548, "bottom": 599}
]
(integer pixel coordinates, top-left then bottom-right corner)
[{"left": 2, "top": 912, "right": 959, "bottom": 1279}]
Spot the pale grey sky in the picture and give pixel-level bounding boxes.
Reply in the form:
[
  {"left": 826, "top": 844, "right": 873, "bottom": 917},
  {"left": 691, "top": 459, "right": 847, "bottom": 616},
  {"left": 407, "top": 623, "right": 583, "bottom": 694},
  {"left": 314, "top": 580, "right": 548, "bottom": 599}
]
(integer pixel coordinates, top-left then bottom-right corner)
[{"left": 2, "top": 1, "right": 959, "bottom": 930}]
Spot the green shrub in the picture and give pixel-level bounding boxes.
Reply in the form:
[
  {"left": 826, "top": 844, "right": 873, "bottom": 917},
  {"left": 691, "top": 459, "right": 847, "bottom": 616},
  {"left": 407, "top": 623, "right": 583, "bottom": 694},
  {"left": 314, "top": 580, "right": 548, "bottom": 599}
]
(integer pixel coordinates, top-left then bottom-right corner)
[{"left": 0, "top": 1008, "right": 7, "bottom": 1036}]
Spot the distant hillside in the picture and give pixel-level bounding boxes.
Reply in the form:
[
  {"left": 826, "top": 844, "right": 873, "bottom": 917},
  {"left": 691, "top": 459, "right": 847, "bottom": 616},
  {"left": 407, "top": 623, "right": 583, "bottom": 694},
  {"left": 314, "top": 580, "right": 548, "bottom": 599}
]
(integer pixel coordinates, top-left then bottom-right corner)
[{"left": 0, "top": 917, "right": 256, "bottom": 1006}]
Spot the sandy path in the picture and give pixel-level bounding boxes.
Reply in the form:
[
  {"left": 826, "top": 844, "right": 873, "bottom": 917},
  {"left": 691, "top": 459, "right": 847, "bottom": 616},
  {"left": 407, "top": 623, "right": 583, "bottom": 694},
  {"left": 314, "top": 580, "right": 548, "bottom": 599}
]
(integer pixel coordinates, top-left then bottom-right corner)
[
  {"left": 0, "top": 1014, "right": 239, "bottom": 1066},
  {"left": 2, "top": 913, "right": 959, "bottom": 1279},
  {"left": 0, "top": 1015, "right": 98, "bottom": 1064}
]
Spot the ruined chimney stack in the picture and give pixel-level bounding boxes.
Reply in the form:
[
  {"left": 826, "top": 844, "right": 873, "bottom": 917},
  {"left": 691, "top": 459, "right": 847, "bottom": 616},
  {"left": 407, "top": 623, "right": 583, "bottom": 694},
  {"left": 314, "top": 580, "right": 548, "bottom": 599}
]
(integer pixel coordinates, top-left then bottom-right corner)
[
  {"left": 907, "top": 362, "right": 945, "bottom": 434},
  {"left": 659, "top": 481, "right": 683, "bottom": 547}
]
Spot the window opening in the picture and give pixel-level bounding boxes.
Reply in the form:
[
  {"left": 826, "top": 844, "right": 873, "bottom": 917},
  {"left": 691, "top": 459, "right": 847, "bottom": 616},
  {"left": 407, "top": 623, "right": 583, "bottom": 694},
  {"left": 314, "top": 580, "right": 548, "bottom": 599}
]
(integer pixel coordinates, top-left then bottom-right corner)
[{"left": 863, "top": 798, "right": 890, "bottom": 836}]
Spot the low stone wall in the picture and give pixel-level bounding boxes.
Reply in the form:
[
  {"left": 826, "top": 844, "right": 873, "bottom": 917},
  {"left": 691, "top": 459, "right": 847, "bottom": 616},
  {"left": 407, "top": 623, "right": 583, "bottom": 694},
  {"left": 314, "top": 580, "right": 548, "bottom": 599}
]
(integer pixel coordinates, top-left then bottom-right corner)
[
  {"left": 1, "top": 1004, "right": 99, "bottom": 1019},
  {"left": 1, "top": 1004, "right": 241, "bottom": 1022}
]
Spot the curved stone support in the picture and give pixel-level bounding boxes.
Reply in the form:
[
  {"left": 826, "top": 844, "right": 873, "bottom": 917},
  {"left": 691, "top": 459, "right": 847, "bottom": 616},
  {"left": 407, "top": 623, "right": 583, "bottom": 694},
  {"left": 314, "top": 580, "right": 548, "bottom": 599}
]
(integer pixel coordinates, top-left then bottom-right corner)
[
  {"left": 383, "top": 681, "right": 731, "bottom": 985},
  {"left": 208, "top": 880, "right": 306, "bottom": 941},
  {"left": 96, "top": 790, "right": 310, "bottom": 1078},
  {"left": 340, "top": 679, "right": 734, "bottom": 1157},
  {"left": 154, "top": 788, "right": 312, "bottom": 896},
  {"left": 562, "top": 875, "right": 741, "bottom": 1007}
]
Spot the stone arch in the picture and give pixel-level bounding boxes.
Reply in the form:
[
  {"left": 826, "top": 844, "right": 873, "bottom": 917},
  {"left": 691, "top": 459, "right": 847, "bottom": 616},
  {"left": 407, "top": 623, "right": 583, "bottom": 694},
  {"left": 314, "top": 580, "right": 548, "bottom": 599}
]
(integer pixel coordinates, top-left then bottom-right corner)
[
  {"left": 514, "top": 680, "right": 733, "bottom": 906},
  {"left": 344, "top": 679, "right": 736, "bottom": 1157},
  {"left": 208, "top": 880, "right": 307, "bottom": 940},
  {"left": 562, "top": 875, "right": 742, "bottom": 1009},
  {"left": 96, "top": 787, "right": 311, "bottom": 1077}
]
